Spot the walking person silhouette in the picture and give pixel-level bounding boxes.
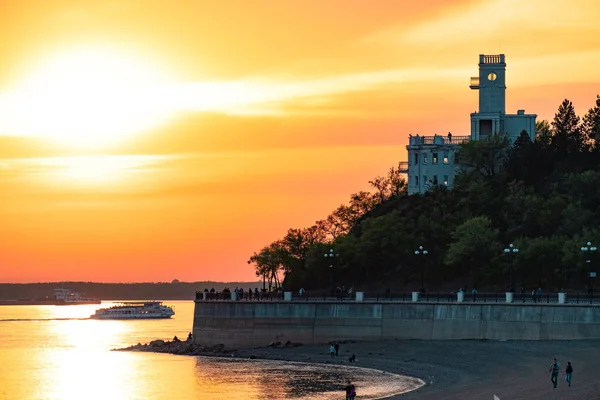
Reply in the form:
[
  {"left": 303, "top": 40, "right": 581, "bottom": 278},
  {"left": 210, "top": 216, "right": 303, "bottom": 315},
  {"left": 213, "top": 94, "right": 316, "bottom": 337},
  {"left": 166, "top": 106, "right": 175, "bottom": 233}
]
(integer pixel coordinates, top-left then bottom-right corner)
[
  {"left": 548, "top": 358, "right": 560, "bottom": 388},
  {"left": 565, "top": 361, "right": 573, "bottom": 387}
]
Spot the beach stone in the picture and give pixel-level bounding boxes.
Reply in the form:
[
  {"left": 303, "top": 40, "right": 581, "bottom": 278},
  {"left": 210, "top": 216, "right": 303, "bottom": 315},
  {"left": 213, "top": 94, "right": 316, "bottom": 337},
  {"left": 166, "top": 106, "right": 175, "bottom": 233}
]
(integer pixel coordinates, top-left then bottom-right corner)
[
  {"left": 150, "top": 339, "right": 165, "bottom": 347},
  {"left": 209, "top": 343, "right": 225, "bottom": 353}
]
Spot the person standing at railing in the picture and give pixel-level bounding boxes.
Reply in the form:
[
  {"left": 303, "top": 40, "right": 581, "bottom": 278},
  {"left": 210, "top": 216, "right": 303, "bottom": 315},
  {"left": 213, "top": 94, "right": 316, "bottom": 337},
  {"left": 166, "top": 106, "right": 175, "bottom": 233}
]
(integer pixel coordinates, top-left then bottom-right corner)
[{"left": 471, "top": 288, "right": 478, "bottom": 302}]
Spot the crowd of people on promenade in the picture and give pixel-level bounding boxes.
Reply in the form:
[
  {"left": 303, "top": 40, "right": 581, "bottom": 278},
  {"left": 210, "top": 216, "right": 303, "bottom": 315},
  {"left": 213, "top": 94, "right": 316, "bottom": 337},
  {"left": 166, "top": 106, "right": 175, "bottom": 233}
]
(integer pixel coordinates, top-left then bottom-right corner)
[
  {"left": 196, "top": 287, "right": 284, "bottom": 301},
  {"left": 196, "top": 285, "right": 361, "bottom": 301}
]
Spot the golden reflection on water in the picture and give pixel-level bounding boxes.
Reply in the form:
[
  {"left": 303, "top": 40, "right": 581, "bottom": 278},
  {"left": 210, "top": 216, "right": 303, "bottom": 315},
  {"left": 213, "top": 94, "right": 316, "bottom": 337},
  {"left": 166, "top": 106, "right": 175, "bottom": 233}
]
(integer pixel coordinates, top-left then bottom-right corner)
[
  {"left": 46, "top": 350, "right": 138, "bottom": 400},
  {"left": 0, "top": 302, "right": 422, "bottom": 400}
]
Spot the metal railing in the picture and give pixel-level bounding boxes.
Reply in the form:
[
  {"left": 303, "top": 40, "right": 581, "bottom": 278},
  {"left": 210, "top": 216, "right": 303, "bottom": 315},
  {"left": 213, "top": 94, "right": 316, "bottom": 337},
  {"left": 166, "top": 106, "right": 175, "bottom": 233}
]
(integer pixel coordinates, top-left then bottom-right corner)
[
  {"left": 195, "top": 291, "right": 600, "bottom": 305},
  {"left": 409, "top": 135, "right": 470, "bottom": 146},
  {"left": 482, "top": 54, "right": 504, "bottom": 64}
]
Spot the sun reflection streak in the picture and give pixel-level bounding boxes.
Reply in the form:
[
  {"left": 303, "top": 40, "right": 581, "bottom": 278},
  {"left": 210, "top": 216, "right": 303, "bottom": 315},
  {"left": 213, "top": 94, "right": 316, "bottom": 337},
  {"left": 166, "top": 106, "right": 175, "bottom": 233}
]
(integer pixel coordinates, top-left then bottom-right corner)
[
  {"left": 45, "top": 349, "right": 141, "bottom": 400},
  {"left": 44, "top": 318, "right": 139, "bottom": 400}
]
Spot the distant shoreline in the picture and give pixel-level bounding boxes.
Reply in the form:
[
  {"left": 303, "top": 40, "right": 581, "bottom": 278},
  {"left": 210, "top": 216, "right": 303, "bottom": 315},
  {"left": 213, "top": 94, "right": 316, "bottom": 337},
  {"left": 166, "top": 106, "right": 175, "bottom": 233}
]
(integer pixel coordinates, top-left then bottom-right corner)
[
  {"left": 117, "top": 338, "right": 600, "bottom": 399},
  {"left": 0, "top": 282, "right": 259, "bottom": 303}
]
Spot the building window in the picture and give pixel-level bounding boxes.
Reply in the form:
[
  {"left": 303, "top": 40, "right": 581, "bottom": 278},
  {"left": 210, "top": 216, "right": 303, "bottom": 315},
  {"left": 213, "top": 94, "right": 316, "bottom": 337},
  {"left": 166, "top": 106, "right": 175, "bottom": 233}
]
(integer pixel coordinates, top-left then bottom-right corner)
[
  {"left": 413, "top": 153, "right": 419, "bottom": 164},
  {"left": 443, "top": 152, "right": 449, "bottom": 164},
  {"left": 444, "top": 175, "right": 449, "bottom": 185},
  {"left": 422, "top": 175, "right": 427, "bottom": 185},
  {"left": 432, "top": 152, "right": 438, "bottom": 164},
  {"left": 433, "top": 175, "right": 438, "bottom": 185},
  {"left": 423, "top": 154, "right": 428, "bottom": 164},
  {"left": 415, "top": 176, "right": 419, "bottom": 186}
]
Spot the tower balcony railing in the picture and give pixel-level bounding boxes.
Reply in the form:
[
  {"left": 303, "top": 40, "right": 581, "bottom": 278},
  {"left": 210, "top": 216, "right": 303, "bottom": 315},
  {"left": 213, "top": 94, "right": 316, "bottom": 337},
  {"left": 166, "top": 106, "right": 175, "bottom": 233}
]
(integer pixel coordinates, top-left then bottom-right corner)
[
  {"left": 409, "top": 135, "right": 470, "bottom": 146},
  {"left": 481, "top": 54, "right": 505, "bottom": 64}
]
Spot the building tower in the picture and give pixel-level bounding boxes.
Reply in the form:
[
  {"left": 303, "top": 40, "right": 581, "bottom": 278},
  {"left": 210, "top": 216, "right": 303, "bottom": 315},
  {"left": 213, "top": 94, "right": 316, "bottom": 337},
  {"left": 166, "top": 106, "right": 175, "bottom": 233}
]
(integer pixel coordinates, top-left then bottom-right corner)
[
  {"left": 469, "top": 54, "right": 506, "bottom": 140},
  {"left": 402, "top": 54, "right": 537, "bottom": 195},
  {"left": 471, "top": 54, "right": 506, "bottom": 114}
]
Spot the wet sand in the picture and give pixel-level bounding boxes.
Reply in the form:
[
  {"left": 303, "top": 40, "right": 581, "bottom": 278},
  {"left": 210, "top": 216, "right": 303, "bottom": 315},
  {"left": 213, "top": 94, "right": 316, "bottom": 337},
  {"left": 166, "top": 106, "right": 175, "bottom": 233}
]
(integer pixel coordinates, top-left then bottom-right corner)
[{"left": 233, "top": 339, "right": 600, "bottom": 400}]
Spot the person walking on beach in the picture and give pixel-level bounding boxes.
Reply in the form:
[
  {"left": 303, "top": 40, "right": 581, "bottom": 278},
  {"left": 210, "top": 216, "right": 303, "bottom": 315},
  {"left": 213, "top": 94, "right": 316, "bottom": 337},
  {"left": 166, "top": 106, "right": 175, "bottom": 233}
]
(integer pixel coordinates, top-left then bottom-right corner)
[
  {"left": 334, "top": 342, "right": 340, "bottom": 356},
  {"left": 565, "top": 361, "right": 573, "bottom": 386},
  {"left": 549, "top": 358, "right": 560, "bottom": 388},
  {"left": 344, "top": 381, "right": 356, "bottom": 400},
  {"left": 329, "top": 344, "right": 335, "bottom": 358}
]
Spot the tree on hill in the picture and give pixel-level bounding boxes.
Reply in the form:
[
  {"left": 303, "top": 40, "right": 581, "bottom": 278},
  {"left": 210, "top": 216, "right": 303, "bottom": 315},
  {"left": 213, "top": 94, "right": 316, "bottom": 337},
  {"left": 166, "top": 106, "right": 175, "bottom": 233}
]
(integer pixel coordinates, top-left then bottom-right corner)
[
  {"left": 445, "top": 216, "right": 501, "bottom": 289},
  {"left": 455, "top": 134, "right": 510, "bottom": 178},
  {"left": 551, "top": 99, "right": 584, "bottom": 153},
  {"left": 247, "top": 95, "right": 600, "bottom": 293},
  {"left": 582, "top": 95, "right": 600, "bottom": 150},
  {"left": 535, "top": 120, "right": 552, "bottom": 148}
]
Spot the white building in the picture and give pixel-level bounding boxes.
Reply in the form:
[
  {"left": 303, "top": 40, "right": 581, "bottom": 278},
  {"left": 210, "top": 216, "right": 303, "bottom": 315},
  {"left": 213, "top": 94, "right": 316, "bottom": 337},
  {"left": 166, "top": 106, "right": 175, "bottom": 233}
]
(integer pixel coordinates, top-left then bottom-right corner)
[{"left": 401, "top": 54, "right": 537, "bottom": 195}]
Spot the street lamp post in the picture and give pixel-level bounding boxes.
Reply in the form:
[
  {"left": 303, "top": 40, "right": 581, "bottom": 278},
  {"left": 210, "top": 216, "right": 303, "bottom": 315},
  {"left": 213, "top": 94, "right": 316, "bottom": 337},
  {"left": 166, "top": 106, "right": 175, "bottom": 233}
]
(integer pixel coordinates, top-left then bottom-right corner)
[
  {"left": 415, "top": 246, "right": 428, "bottom": 292},
  {"left": 503, "top": 244, "right": 519, "bottom": 292},
  {"left": 580, "top": 242, "right": 597, "bottom": 301},
  {"left": 324, "top": 249, "right": 339, "bottom": 291}
]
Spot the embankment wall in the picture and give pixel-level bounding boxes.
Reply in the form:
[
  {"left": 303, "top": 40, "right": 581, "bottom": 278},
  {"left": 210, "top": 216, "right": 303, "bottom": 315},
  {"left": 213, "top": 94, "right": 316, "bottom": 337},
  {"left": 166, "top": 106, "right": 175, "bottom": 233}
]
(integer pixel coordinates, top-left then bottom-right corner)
[{"left": 192, "top": 301, "right": 600, "bottom": 347}]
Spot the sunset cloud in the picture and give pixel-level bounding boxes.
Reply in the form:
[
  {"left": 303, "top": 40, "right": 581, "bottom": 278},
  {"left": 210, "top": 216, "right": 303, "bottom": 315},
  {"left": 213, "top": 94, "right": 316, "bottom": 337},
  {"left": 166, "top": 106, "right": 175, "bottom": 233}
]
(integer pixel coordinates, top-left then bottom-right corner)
[{"left": 1, "top": 0, "right": 599, "bottom": 282}]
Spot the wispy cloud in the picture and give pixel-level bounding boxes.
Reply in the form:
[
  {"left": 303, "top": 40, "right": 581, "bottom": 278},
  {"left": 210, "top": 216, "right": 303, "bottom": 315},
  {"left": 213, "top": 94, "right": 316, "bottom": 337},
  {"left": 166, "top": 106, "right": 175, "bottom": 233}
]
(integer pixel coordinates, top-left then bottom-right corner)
[{"left": 364, "top": 0, "right": 600, "bottom": 47}]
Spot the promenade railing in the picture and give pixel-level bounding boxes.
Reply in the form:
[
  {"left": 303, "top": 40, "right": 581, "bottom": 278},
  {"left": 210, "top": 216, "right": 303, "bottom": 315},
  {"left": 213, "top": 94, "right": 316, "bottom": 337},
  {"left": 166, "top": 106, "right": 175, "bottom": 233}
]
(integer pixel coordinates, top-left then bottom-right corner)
[{"left": 195, "top": 290, "right": 600, "bottom": 305}]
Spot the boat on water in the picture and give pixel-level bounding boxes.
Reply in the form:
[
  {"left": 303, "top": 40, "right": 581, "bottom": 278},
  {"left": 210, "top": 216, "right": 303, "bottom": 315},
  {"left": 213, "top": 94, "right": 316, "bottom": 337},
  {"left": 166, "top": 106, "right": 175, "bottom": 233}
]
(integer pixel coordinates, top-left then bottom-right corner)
[{"left": 90, "top": 301, "right": 175, "bottom": 319}]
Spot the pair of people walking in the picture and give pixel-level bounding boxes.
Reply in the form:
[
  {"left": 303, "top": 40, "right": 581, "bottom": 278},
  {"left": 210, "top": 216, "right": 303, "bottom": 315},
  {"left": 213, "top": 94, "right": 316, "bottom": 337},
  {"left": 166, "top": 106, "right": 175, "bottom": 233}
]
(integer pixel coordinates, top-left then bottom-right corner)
[{"left": 548, "top": 359, "right": 573, "bottom": 388}]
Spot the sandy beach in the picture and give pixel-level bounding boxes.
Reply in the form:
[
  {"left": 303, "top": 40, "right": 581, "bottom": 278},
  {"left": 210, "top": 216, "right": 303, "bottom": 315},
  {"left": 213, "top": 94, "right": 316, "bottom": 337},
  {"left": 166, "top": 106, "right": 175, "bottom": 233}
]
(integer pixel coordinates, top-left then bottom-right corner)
[
  {"left": 118, "top": 338, "right": 600, "bottom": 399},
  {"left": 230, "top": 339, "right": 600, "bottom": 400}
]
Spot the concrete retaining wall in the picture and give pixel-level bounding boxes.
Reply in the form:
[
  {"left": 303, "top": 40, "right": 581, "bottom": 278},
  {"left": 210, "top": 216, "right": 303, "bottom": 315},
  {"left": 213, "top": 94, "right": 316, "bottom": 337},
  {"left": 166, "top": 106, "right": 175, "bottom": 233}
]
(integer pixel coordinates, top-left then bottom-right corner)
[{"left": 192, "top": 301, "right": 600, "bottom": 347}]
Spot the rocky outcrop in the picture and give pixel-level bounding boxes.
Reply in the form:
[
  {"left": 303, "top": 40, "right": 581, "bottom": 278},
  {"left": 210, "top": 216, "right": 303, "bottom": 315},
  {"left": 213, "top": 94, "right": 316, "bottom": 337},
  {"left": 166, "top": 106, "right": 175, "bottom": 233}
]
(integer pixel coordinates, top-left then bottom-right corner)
[
  {"left": 113, "top": 338, "right": 233, "bottom": 356},
  {"left": 267, "top": 340, "right": 303, "bottom": 349}
]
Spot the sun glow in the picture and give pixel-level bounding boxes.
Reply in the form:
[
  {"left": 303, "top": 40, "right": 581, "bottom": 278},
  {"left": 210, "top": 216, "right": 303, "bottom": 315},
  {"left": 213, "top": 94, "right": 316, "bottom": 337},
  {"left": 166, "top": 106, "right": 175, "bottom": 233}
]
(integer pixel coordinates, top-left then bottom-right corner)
[{"left": 0, "top": 48, "right": 174, "bottom": 149}]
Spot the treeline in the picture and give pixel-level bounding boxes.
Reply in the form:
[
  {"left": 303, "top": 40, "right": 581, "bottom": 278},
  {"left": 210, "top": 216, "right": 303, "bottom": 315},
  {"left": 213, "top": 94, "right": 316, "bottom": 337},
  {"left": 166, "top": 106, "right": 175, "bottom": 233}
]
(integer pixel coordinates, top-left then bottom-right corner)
[
  {"left": 0, "top": 281, "right": 259, "bottom": 300},
  {"left": 249, "top": 96, "right": 600, "bottom": 293}
]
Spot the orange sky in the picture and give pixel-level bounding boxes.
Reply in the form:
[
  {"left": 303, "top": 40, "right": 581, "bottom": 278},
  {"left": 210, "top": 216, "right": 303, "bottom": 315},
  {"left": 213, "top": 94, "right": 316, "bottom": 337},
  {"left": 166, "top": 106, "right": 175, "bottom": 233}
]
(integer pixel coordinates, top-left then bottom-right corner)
[{"left": 1, "top": 0, "right": 600, "bottom": 283}]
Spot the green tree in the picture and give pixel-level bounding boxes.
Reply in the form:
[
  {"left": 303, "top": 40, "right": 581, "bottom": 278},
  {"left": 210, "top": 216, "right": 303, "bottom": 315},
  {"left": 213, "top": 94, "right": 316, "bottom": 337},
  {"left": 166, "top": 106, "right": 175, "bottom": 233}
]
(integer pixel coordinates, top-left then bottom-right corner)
[
  {"left": 535, "top": 120, "right": 552, "bottom": 148},
  {"left": 582, "top": 95, "right": 600, "bottom": 150},
  {"left": 445, "top": 216, "right": 501, "bottom": 288},
  {"left": 551, "top": 99, "right": 584, "bottom": 153},
  {"left": 248, "top": 243, "right": 286, "bottom": 290},
  {"left": 456, "top": 134, "right": 510, "bottom": 178}
]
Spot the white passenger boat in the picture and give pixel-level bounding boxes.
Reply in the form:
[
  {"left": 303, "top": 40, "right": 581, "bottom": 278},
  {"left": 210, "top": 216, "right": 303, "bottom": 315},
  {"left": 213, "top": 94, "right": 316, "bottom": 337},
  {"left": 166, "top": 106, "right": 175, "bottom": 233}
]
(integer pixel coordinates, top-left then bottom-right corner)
[{"left": 90, "top": 301, "right": 175, "bottom": 319}]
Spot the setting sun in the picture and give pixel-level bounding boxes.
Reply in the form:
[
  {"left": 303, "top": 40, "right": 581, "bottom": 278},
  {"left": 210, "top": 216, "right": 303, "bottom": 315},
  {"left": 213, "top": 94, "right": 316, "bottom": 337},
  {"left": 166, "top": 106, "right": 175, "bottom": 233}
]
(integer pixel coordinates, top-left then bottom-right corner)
[
  {"left": 1, "top": 0, "right": 600, "bottom": 285},
  {"left": 0, "top": 47, "right": 173, "bottom": 149}
]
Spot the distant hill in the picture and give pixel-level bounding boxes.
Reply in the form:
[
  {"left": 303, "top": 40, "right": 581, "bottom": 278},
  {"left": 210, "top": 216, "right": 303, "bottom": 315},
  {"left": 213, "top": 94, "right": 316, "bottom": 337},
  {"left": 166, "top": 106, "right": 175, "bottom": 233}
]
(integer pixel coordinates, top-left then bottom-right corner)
[{"left": 0, "top": 281, "right": 261, "bottom": 301}]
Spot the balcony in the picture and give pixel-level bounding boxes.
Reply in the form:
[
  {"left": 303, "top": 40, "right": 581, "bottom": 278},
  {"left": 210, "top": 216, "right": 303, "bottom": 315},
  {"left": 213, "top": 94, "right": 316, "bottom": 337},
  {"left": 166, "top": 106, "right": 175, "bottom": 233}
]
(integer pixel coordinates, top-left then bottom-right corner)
[
  {"left": 398, "top": 161, "right": 408, "bottom": 173},
  {"left": 408, "top": 135, "right": 470, "bottom": 146}
]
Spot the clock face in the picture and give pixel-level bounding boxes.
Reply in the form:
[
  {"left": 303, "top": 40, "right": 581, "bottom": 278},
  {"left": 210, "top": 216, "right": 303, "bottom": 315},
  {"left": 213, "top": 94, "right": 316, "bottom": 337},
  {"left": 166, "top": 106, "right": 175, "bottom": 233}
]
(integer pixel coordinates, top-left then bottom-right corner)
[{"left": 488, "top": 72, "right": 497, "bottom": 81}]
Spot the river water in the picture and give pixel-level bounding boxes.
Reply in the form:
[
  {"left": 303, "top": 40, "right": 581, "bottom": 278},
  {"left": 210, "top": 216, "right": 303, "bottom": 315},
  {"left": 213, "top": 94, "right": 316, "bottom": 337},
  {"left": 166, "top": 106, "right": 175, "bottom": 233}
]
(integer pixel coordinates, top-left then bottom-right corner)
[{"left": 0, "top": 300, "right": 422, "bottom": 399}]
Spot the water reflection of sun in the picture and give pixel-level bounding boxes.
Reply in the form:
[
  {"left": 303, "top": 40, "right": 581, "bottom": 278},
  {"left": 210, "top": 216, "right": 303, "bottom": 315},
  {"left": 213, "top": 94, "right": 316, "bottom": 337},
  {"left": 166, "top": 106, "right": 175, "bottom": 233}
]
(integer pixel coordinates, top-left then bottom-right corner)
[
  {"left": 45, "top": 350, "right": 141, "bottom": 400},
  {"left": 44, "top": 319, "right": 141, "bottom": 400}
]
